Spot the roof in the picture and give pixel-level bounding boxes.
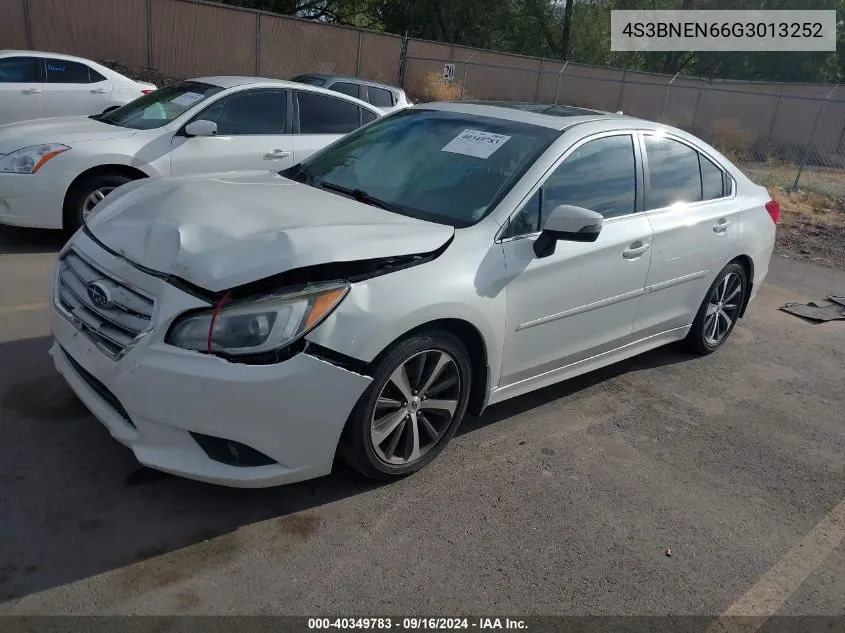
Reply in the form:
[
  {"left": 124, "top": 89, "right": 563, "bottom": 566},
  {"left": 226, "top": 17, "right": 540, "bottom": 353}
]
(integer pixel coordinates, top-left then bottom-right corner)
[
  {"left": 417, "top": 101, "right": 629, "bottom": 131},
  {"left": 191, "top": 76, "right": 297, "bottom": 89},
  {"left": 291, "top": 73, "right": 405, "bottom": 92},
  {"left": 0, "top": 49, "right": 92, "bottom": 62},
  {"left": 188, "top": 76, "right": 384, "bottom": 113}
]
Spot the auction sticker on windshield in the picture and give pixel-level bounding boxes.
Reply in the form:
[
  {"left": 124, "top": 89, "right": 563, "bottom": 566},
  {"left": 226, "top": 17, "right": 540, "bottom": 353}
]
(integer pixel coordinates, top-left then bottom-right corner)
[
  {"left": 170, "top": 92, "right": 205, "bottom": 107},
  {"left": 442, "top": 129, "right": 511, "bottom": 159}
]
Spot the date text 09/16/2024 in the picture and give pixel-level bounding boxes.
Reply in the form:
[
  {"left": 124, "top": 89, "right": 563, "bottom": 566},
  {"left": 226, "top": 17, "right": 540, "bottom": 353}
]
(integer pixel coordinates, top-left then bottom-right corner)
[{"left": 307, "top": 618, "right": 528, "bottom": 630}]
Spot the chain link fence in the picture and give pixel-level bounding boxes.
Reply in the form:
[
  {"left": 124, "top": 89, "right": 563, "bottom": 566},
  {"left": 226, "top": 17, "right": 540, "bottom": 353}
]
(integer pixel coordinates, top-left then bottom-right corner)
[
  {"left": 401, "top": 51, "right": 845, "bottom": 200},
  {"left": 4, "top": 0, "right": 843, "bottom": 200}
]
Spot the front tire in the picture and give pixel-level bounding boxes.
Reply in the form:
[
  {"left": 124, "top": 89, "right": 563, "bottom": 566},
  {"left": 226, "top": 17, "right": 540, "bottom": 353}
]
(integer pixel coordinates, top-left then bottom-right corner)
[
  {"left": 64, "top": 172, "right": 135, "bottom": 232},
  {"left": 686, "top": 262, "right": 747, "bottom": 355},
  {"left": 341, "top": 331, "right": 472, "bottom": 481}
]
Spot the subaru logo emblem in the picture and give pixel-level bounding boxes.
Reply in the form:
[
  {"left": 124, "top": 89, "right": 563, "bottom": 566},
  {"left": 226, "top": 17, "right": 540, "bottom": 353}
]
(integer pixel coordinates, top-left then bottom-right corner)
[{"left": 86, "top": 281, "right": 113, "bottom": 310}]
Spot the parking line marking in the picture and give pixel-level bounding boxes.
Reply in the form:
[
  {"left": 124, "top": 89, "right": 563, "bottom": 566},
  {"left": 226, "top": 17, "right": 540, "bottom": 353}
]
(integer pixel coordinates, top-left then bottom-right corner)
[
  {"left": 706, "top": 497, "right": 845, "bottom": 633},
  {"left": 0, "top": 302, "right": 49, "bottom": 316}
]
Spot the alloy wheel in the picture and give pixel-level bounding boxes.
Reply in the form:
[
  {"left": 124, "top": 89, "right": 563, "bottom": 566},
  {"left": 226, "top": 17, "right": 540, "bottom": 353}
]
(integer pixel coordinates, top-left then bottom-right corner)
[
  {"left": 370, "top": 349, "right": 461, "bottom": 466},
  {"left": 703, "top": 271, "right": 742, "bottom": 346},
  {"left": 81, "top": 186, "right": 116, "bottom": 220}
]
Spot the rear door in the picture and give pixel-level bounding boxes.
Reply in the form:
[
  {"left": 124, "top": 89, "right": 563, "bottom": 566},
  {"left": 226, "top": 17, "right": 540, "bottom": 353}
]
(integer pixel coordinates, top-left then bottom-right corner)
[
  {"left": 169, "top": 88, "right": 293, "bottom": 175},
  {"left": 0, "top": 56, "right": 44, "bottom": 124},
  {"left": 43, "top": 58, "right": 113, "bottom": 117},
  {"left": 634, "top": 132, "right": 740, "bottom": 338},
  {"left": 293, "top": 90, "right": 373, "bottom": 161}
]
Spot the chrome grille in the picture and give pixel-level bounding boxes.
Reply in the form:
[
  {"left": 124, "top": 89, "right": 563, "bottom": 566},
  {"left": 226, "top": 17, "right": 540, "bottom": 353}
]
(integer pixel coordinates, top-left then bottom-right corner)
[{"left": 56, "top": 250, "right": 155, "bottom": 359}]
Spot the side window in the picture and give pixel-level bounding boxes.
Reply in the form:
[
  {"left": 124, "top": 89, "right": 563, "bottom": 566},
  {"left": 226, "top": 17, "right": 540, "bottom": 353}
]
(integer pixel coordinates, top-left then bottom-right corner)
[
  {"left": 89, "top": 68, "right": 107, "bottom": 83},
  {"left": 361, "top": 108, "right": 378, "bottom": 124},
  {"left": 505, "top": 135, "right": 637, "bottom": 239},
  {"left": 0, "top": 57, "right": 41, "bottom": 82},
  {"left": 504, "top": 190, "right": 541, "bottom": 238},
  {"left": 644, "top": 136, "right": 702, "bottom": 210},
  {"left": 45, "top": 59, "right": 93, "bottom": 84},
  {"left": 544, "top": 135, "right": 637, "bottom": 220},
  {"left": 193, "top": 89, "right": 287, "bottom": 135},
  {"left": 367, "top": 86, "right": 394, "bottom": 108},
  {"left": 700, "top": 153, "right": 725, "bottom": 200},
  {"left": 329, "top": 82, "right": 360, "bottom": 99},
  {"left": 297, "top": 92, "right": 361, "bottom": 134}
]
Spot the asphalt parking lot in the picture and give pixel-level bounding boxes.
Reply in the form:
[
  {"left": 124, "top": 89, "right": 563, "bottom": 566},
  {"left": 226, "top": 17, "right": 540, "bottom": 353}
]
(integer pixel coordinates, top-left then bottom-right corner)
[{"left": 0, "top": 225, "right": 843, "bottom": 618}]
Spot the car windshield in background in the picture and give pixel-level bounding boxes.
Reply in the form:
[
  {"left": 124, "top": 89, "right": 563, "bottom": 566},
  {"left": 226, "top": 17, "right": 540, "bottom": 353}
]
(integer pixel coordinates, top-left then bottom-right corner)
[
  {"left": 97, "top": 81, "right": 223, "bottom": 130},
  {"left": 292, "top": 75, "right": 326, "bottom": 87},
  {"left": 289, "top": 109, "right": 559, "bottom": 227}
]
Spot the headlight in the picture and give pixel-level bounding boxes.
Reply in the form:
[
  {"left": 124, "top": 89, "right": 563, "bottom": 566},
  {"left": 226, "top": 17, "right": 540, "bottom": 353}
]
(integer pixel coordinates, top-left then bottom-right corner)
[
  {"left": 0, "top": 144, "right": 70, "bottom": 174},
  {"left": 166, "top": 281, "right": 349, "bottom": 356}
]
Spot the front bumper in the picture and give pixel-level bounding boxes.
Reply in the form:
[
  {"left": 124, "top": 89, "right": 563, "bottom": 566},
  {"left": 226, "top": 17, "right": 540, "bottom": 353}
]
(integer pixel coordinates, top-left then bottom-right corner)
[
  {"left": 49, "top": 233, "right": 372, "bottom": 487},
  {"left": 0, "top": 171, "right": 66, "bottom": 229}
]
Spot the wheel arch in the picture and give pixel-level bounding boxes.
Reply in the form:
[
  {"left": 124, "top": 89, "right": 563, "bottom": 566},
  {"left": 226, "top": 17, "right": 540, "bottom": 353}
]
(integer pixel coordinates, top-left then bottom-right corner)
[
  {"left": 383, "top": 318, "right": 491, "bottom": 418},
  {"left": 62, "top": 164, "right": 150, "bottom": 229},
  {"left": 731, "top": 254, "right": 755, "bottom": 318}
]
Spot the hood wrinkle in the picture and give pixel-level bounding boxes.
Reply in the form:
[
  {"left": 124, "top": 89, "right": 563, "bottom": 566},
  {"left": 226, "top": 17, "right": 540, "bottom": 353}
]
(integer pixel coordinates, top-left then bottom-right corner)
[{"left": 86, "top": 171, "right": 455, "bottom": 292}]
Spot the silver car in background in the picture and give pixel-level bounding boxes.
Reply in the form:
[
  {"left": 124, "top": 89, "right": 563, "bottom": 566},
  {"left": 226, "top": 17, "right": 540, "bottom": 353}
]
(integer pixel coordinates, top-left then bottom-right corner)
[
  {"left": 49, "top": 102, "right": 777, "bottom": 487},
  {"left": 291, "top": 73, "right": 412, "bottom": 113}
]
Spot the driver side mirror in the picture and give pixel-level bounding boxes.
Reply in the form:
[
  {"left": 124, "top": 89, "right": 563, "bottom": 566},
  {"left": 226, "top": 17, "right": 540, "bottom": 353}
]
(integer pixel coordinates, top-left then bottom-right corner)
[
  {"left": 533, "top": 204, "right": 603, "bottom": 258},
  {"left": 183, "top": 119, "right": 218, "bottom": 137}
]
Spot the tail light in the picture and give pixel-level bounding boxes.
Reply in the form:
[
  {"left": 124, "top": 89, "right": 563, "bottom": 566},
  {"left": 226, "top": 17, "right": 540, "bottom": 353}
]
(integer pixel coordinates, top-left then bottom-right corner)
[
  {"left": 141, "top": 89, "right": 153, "bottom": 95},
  {"left": 765, "top": 200, "right": 779, "bottom": 224}
]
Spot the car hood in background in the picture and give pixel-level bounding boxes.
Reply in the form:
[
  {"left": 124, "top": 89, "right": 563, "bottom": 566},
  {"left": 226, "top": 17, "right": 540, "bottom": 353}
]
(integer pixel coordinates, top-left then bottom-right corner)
[
  {"left": 0, "top": 116, "right": 138, "bottom": 153},
  {"left": 85, "top": 171, "right": 455, "bottom": 292}
]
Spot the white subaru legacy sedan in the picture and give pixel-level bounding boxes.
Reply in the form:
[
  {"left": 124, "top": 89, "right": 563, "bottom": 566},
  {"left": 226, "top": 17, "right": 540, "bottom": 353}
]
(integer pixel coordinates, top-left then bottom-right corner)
[
  {"left": 49, "top": 102, "right": 777, "bottom": 487},
  {"left": 0, "top": 77, "right": 382, "bottom": 231}
]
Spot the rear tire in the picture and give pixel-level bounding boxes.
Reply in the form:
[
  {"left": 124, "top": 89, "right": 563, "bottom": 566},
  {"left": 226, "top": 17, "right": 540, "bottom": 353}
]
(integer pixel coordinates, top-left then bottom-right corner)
[
  {"left": 64, "top": 172, "right": 135, "bottom": 232},
  {"left": 685, "top": 262, "right": 747, "bottom": 355},
  {"left": 341, "top": 330, "right": 472, "bottom": 481}
]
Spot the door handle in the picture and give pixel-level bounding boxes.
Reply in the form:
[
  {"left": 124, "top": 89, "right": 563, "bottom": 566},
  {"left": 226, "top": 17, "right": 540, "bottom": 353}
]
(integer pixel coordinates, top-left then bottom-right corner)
[
  {"left": 21, "top": 88, "right": 41, "bottom": 95},
  {"left": 713, "top": 219, "right": 730, "bottom": 234},
  {"left": 90, "top": 88, "right": 108, "bottom": 94},
  {"left": 623, "top": 241, "right": 651, "bottom": 259},
  {"left": 263, "top": 150, "right": 291, "bottom": 160}
]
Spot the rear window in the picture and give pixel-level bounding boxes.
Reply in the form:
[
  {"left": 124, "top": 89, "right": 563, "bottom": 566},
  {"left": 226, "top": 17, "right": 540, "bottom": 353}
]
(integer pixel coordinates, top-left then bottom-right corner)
[{"left": 292, "top": 75, "right": 326, "bottom": 87}]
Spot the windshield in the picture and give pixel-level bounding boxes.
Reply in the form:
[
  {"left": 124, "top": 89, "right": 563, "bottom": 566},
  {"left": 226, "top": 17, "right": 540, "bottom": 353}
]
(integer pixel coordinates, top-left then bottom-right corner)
[
  {"left": 292, "top": 75, "right": 326, "bottom": 87},
  {"left": 287, "top": 109, "right": 559, "bottom": 227},
  {"left": 96, "top": 81, "right": 223, "bottom": 130}
]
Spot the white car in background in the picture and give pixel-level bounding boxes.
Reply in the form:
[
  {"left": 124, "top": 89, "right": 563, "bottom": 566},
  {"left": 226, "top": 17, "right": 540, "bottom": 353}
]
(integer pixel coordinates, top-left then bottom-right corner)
[
  {"left": 0, "top": 50, "right": 156, "bottom": 125},
  {"left": 0, "top": 76, "right": 383, "bottom": 231}
]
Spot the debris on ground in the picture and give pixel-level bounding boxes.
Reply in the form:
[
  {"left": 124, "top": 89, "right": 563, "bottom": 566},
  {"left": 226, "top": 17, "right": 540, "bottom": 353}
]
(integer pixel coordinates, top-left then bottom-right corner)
[
  {"left": 780, "top": 296, "right": 845, "bottom": 322},
  {"left": 99, "top": 59, "right": 180, "bottom": 87},
  {"left": 664, "top": 548, "right": 672, "bottom": 557}
]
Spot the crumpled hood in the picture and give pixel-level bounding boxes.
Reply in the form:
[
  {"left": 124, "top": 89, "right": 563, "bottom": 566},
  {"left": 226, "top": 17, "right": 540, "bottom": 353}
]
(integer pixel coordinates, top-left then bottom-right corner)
[
  {"left": 0, "top": 116, "right": 137, "bottom": 153},
  {"left": 86, "top": 171, "right": 455, "bottom": 292}
]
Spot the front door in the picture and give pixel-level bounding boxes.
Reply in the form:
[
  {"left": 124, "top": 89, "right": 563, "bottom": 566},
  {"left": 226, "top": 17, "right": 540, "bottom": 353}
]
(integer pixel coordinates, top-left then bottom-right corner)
[
  {"left": 0, "top": 56, "right": 44, "bottom": 125},
  {"left": 170, "top": 88, "right": 294, "bottom": 176},
  {"left": 499, "top": 133, "right": 653, "bottom": 387}
]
